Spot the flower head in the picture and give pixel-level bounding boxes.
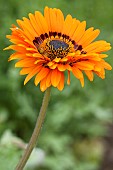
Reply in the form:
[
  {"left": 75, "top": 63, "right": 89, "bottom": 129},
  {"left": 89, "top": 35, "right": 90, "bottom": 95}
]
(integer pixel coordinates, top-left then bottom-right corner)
[{"left": 5, "top": 7, "right": 112, "bottom": 91}]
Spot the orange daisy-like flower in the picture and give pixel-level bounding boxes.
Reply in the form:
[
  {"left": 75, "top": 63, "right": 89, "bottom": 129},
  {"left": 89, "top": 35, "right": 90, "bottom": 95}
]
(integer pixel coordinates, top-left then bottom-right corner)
[{"left": 5, "top": 7, "right": 112, "bottom": 91}]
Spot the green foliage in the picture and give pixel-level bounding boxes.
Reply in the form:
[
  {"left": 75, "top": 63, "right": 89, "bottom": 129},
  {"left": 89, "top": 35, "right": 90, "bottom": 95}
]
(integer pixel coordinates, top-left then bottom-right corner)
[
  {"left": 0, "top": 0, "right": 113, "bottom": 170},
  {"left": 0, "top": 145, "right": 21, "bottom": 170},
  {"left": 0, "top": 130, "right": 22, "bottom": 170}
]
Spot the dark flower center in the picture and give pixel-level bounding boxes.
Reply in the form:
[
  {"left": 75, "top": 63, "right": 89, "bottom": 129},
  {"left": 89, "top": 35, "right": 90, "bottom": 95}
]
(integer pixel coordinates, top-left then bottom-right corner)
[
  {"left": 33, "top": 32, "right": 86, "bottom": 60},
  {"left": 45, "top": 40, "right": 70, "bottom": 59},
  {"left": 49, "top": 40, "right": 69, "bottom": 50}
]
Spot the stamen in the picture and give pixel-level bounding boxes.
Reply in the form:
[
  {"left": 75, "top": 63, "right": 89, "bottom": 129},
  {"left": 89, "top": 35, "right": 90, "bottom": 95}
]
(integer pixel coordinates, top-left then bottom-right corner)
[
  {"left": 33, "top": 37, "right": 43, "bottom": 49},
  {"left": 77, "top": 45, "right": 83, "bottom": 51},
  {"left": 45, "top": 33, "right": 49, "bottom": 38},
  {"left": 40, "top": 34, "right": 45, "bottom": 40},
  {"left": 33, "top": 32, "right": 86, "bottom": 60},
  {"left": 58, "top": 33, "right": 61, "bottom": 37}
]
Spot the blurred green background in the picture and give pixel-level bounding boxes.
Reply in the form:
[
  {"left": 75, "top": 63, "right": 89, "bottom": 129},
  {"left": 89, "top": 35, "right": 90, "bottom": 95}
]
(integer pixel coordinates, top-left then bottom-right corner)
[{"left": 0, "top": 0, "right": 113, "bottom": 170}]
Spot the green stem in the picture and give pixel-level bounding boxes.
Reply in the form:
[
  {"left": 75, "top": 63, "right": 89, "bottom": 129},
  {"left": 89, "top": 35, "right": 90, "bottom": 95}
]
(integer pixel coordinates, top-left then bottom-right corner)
[{"left": 15, "top": 87, "right": 51, "bottom": 170}]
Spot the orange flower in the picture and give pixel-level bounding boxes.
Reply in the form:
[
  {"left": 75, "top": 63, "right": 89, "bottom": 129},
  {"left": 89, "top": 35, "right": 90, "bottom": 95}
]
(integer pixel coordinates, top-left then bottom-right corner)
[{"left": 5, "top": 7, "right": 112, "bottom": 91}]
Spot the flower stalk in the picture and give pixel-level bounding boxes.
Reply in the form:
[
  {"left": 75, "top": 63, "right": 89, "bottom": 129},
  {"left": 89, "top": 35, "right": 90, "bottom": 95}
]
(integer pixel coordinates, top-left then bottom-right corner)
[{"left": 15, "top": 87, "right": 51, "bottom": 170}]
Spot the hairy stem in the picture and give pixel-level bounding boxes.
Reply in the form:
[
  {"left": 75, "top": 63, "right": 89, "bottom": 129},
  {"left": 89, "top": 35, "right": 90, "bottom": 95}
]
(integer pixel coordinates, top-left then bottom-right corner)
[{"left": 15, "top": 87, "right": 51, "bottom": 170}]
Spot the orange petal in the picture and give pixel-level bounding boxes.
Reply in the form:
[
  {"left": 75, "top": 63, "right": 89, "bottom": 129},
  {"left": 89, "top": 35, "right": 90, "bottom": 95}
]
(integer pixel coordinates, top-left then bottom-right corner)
[
  {"left": 15, "top": 58, "right": 35, "bottom": 67},
  {"left": 56, "top": 9, "right": 64, "bottom": 32},
  {"left": 62, "top": 15, "right": 73, "bottom": 35},
  {"left": 78, "top": 27, "right": 94, "bottom": 45},
  {"left": 35, "top": 10, "right": 49, "bottom": 34},
  {"left": 68, "top": 18, "right": 79, "bottom": 38},
  {"left": 100, "top": 60, "right": 112, "bottom": 70},
  {"left": 72, "top": 21, "right": 86, "bottom": 42},
  {"left": 79, "top": 77, "right": 84, "bottom": 87},
  {"left": 57, "top": 64, "right": 67, "bottom": 71},
  {"left": 82, "top": 29, "right": 100, "bottom": 48},
  {"left": 94, "top": 65, "right": 101, "bottom": 72},
  {"left": 99, "top": 54, "right": 108, "bottom": 58},
  {"left": 40, "top": 77, "right": 48, "bottom": 92},
  {"left": 75, "top": 61, "right": 94, "bottom": 70},
  {"left": 20, "top": 67, "right": 34, "bottom": 75},
  {"left": 84, "top": 70, "right": 94, "bottom": 81},
  {"left": 49, "top": 8, "right": 58, "bottom": 32},
  {"left": 72, "top": 67, "right": 83, "bottom": 79},
  {"left": 44, "top": 7, "right": 51, "bottom": 31},
  {"left": 29, "top": 13, "right": 41, "bottom": 36},
  {"left": 23, "top": 17, "right": 37, "bottom": 38},
  {"left": 95, "top": 69, "right": 105, "bottom": 79},
  {"left": 57, "top": 72, "right": 65, "bottom": 91},
  {"left": 16, "top": 19, "right": 34, "bottom": 41},
  {"left": 67, "top": 71, "right": 70, "bottom": 85},
  {"left": 49, "top": 63, "right": 58, "bottom": 69},
  {"left": 51, "top": 69, "right": 61, "bottom": 87},
  {"left": 24, "top": 65, "right": 42, "bottom": 85},
  {"left": 83, "top": 40, "right": 111, "bottom": 53},
  {"left": 4, "top": 45, "right": 26, "bottom": 53},
  {"left": 46, "top": 71, "right": 52, "bottom": 87},
  {"left": 8, "top": 53, "right": 26, "bottom": 61},
  {"left": 49, "top": 7, "right": 64, "bottom": 33},
  {"left": 35, "top": 67, "right": 50, "bottom": 86},
  {"left": 53, "top": 58, "right": 61, "bottom": 62}
]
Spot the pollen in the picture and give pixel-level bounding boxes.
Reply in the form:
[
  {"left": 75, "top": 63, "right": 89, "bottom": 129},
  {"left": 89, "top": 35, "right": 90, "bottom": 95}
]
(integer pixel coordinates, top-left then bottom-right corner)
[{"left": 33, "top": 32, "right": 79, "bottom": 60}]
